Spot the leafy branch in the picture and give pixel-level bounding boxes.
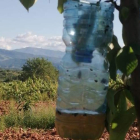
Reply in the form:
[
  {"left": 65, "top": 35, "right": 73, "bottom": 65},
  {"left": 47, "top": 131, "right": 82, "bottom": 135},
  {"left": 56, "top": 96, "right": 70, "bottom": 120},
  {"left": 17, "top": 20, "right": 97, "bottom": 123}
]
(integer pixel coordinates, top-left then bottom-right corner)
[{"left": 106, "top": 75, "right": 136, "bottom": 140}]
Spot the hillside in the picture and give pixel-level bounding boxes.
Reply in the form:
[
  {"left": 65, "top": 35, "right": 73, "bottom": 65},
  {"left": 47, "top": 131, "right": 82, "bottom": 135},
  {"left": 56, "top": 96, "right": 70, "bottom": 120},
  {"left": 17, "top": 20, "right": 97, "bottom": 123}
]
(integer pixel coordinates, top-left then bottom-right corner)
[
  {"left": 14, "top": 47, "right": 64, "bottom": 58},
  {"left": 0, "top": 48, "right": 64, "bottom": 69}
]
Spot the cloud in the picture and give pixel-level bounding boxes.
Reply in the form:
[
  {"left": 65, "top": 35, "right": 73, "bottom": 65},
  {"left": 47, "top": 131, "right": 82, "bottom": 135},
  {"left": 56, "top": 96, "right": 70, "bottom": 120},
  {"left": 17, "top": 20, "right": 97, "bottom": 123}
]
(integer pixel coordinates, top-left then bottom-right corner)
[{"left": 0, "top": 32, "right": 66, "bottom": 51}]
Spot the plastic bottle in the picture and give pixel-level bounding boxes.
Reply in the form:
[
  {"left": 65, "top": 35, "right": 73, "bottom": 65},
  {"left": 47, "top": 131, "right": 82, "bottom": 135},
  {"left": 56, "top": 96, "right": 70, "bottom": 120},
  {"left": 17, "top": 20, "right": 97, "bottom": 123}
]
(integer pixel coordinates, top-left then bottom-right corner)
[{"left": 55, "top": 0, "right": 114, "bottom": 139}]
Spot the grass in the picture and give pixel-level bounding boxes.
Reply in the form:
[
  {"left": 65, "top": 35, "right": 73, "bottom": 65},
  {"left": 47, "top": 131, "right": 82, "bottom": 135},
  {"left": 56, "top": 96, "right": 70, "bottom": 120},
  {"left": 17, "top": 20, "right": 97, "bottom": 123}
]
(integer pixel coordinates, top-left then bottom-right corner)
[
  {"left": 0, "top": 101, "right": 55, "bottom": 130},
  {"left": 23, "top": 105, "right": 55, "bottom": 129}
]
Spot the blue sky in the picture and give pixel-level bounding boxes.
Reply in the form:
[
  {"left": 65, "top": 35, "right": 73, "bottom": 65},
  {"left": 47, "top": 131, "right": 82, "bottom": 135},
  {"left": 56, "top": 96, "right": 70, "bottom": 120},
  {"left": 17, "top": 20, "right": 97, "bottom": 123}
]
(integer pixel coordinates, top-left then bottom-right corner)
[{"left": 0, "top": 0, "right": 123, "bottom": 51}]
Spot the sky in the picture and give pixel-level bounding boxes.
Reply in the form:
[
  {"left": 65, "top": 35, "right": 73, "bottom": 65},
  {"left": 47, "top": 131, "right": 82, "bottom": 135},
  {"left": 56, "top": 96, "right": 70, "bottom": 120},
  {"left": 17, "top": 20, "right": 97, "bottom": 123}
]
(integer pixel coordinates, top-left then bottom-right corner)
[{"left": 0, "top": 0, "right": 123, "bottom": 51}]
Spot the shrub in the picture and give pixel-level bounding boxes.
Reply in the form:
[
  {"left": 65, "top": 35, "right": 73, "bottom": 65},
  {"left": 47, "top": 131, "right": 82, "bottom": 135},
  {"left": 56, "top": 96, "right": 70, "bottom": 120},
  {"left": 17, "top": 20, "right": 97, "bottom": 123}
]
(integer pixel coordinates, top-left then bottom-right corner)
[
  {"left": 2, "top": 103, "right": 55, "bottom": 130},
  {"left": 20, "top": 58, "right": 58, "bottom": 82}
]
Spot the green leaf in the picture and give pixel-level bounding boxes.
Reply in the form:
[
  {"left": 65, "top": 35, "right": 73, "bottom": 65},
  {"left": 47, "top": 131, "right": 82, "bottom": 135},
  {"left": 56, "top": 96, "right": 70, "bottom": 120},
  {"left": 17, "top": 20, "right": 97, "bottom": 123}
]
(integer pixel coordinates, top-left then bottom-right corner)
[
  {"left": 110, "top": 107, "right": 136, "bottom": 140},
  {"left": 125, "top": 89, "right": 134, "bottom": 105},
  {"left": 107, "top": 48, "right": 120, "bottom": 64},
  {"left": 112, "top": 35, "right": 121, "bottom": 49},
  {"left": 107, "top": 35, "right": 121, "bottom": 63},
  {"left": 121, "top": 7, "right": 130, "bottom": 20},
  {"left": 112, "top": 123, "right": 118, "bottom": 129},
  {"left": 107, "top": 35, "right": 121, "bottom": 80},
  {"left": 108, "top": 61, "right": 117, "bottom": 81},
  {"left": 130, "top": 43, "right": 140, "bottom": 55},
  {"left": 116, "top": 46, "right": 138, "bottom": 76},
  {"left": 117, "top": 90, "right": 127, "bottom": 113},
  {"left": 107, "top": 88, "right": 117, "bottom": 114},
  {"left": 57, "top": 0, "right": 67, "bottom": 13},
  {"left": 20, "top": 0, "right": 37, "bottom": 11}
]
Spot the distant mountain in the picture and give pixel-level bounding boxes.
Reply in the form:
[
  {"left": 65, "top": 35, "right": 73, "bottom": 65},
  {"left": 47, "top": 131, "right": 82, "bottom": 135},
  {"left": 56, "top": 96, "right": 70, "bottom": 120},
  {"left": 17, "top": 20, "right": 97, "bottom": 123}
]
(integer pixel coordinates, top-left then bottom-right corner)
[
  {"left": 0, "top": 58, "right": 26, "bottom": 69},
  {"left": 0, "top": 49, "right": 39, "bottom": 60},
  {"left": 0, "top": 48, "right": 64, "bottom": 70},
  {"left": 14, "top": 47, "right": 65, "bottom": 58}
]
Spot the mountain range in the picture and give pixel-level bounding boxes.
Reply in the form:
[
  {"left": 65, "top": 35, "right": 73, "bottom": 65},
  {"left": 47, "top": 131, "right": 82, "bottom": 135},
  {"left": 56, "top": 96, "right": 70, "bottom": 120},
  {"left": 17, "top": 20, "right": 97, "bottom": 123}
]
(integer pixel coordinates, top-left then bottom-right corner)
[
  {"left": 14, "top": 47, "right": 64, "bottom": 58},
  {"left": 0, "top": 47, "right": 65, "bottom": 69}
]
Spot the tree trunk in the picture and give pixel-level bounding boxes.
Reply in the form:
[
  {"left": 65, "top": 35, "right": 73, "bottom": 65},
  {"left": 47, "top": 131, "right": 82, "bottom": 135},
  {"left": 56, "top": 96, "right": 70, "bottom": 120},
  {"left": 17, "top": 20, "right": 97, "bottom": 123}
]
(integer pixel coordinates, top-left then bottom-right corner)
[{"left": 120, "top": 0, "right": 140, "bottom": 133}]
